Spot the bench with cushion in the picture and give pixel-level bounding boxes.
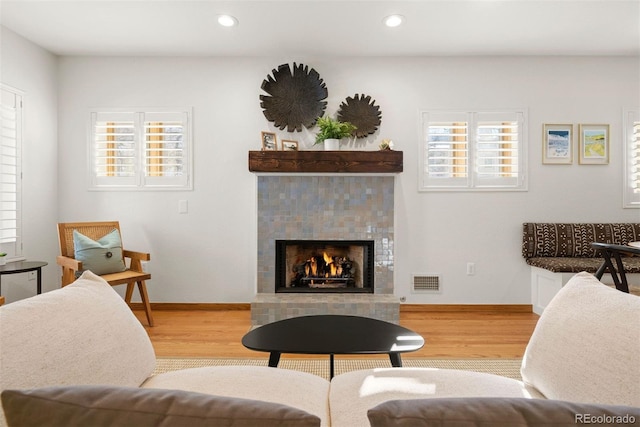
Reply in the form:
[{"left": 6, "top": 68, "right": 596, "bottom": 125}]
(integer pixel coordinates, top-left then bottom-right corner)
[{"left": 522, "top": 222, "right": 640, "bottom": 313}]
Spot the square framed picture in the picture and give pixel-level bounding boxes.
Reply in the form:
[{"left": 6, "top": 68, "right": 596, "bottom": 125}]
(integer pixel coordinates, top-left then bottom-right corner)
[
  {"left": 542, "top": 124, "right": 573, "bottom": 164},
  {"left": 579, "top": 124, "right": 609, "bottom": 165},
  {"left": 281, "top": 140, "right": 299, "bottom": 151},
  {"left": 261, "top": 131, "right": 278, "bottom": 151}
]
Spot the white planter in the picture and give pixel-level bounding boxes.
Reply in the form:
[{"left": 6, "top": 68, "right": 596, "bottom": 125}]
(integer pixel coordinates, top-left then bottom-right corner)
[
  {"left": 0, "top": 257, "right": 6, "bottom": 266},
  {"left": 324, "top": 138, "right": 340, "bottom": 151}
]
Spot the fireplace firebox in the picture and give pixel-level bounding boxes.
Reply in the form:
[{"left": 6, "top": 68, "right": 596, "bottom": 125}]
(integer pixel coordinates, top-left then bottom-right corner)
[{"left": 275, "top": 240, "right": 374, "bottom": 293}]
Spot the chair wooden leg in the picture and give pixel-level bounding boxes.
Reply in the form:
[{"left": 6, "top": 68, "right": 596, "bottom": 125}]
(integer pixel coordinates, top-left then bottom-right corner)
[
  {"left": 137, "top": 280, "right": 154, "bottom": 327},
  {"left": 124, "top": 283, "right": 135, "bottom": 304}
]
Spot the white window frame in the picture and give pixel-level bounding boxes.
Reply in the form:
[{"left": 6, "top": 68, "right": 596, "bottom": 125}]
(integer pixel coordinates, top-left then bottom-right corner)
[
  {"left": 419, "top": 109, "right": 528, "bottom": 192},
  {"left": 88, "top": 107, "right": 193, "bottom": 191},
  {"left": 623, "top": 108, "right": 640, "bottom": 208},
  {"left": 0, "top": 85, "right": 23, "bottom": 260}
]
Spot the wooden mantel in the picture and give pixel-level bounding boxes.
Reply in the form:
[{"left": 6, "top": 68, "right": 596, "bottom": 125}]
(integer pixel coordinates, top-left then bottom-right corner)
[{"left": 248, "top": 150, "right": 403, "bottom": 174}]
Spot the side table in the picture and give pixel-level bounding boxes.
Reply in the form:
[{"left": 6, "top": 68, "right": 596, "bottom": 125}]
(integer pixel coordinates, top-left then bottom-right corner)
[
  {"left": 0, "top": 261, "right": 48, "bottom": 296},
  {"left": 591, "top": 242, "right": 640, "bottom": 293}
]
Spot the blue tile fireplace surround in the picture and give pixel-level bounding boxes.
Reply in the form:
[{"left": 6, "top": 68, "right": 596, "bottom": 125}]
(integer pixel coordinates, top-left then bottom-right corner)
[{"left": 252, "top": 175, "right": 400, "bottom": 325}]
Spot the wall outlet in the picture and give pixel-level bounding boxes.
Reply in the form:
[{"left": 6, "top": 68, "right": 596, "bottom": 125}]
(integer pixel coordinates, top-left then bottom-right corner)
[
  {"left": 28, "top": 271, "right": 36, "bottom": 281},
  {"left": 178, "top": 200, "right": 188, "bottom": 214},
  {"left": 466, "top": 262, "right": 476, "bottom": 276}
]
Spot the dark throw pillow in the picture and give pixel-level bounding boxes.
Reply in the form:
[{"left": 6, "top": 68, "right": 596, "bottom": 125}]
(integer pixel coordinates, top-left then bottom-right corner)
[
  {"left": 1, "top": 385, "right": 321, "bottom": 427},
  {"left": 367, "top": 397, "right": 640, "bottom": 427}
]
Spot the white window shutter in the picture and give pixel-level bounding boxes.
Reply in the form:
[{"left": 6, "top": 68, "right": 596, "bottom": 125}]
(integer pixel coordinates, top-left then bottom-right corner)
[
  {"left": 0, "top": 86, "right": 23, "bottom": 258},
  {"left": 142, "top": 111, "right": 190, "bottom": 188},
  {"left": 90, "top": 108, "right": 192, "bottom": 190},
  {"left": 421, "top": 110, "right": 527, "bottom": 191},
  {"left": 474, "top": 111, "right": 523, "bottom": 189},
  {"left": 422, "top": 111, "right": 469, "bottom": 189},
  {"left": 91, "top": 111, "right": 138, "bottom": 188},
  {"left": 624, "top": 109, "right": 640, "bottom": 208}
]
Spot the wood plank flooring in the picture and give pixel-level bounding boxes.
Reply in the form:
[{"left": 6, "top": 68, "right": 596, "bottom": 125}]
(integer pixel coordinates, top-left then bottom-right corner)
[{"left": 134, "top": 308, "right": 539, "bottom": 359}]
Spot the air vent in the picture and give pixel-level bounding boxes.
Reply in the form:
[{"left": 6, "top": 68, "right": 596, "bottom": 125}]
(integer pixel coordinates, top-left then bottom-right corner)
[{"left": 412, "top": 274, "right": 441, "bottom": 293}]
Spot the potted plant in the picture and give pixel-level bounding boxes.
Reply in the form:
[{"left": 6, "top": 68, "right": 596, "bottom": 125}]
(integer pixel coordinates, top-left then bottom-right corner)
[
  {"left": 0, "top": 252, "right": 6, "bottom": 266},
  {"left": 315, "top": 116, "right": 356, "bottom": 150}
]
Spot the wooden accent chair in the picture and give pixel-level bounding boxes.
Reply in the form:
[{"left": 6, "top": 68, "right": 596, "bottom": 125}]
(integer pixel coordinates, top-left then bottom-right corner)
[{"left": 57, "top": 221, "right": 154, "bottom": 326}]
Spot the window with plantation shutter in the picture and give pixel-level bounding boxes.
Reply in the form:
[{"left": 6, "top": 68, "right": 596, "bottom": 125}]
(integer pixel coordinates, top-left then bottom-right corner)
[
  {"left": 90, "top": 108, "right": 192, "bottom": 190},
  {"left": 623, "top": 108, "right": 640, "bottom": 208},
  {"left": 420, "top": 110, "right": 527, "bottom": 191},
  {"left": 0, "top": 85, "right": 23, "bottom": 259}
]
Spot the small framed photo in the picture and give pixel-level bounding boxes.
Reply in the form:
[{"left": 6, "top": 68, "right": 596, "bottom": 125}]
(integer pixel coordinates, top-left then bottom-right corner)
[
  {"left": 281, "top": 140, "right": 299, "bottom": 151},
  {"left": 261, "top": 131, "right": 278, "bottom": 151},
  {"left": 543, "top": 124, "right": 573, "bottom": 164},
  {"left": 579, "top": 124, "right": 609, "bottom": 165}
]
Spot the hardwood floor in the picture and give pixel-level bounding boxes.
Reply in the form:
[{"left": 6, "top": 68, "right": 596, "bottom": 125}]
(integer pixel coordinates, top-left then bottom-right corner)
[{"left": 134, "top": 308, "right": 539, "bottom": 359}]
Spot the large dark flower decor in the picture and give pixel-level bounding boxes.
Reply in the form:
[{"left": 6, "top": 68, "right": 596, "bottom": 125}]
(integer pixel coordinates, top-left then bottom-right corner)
[
  {"left": 337, "top": 94, "right": 382, "bottom": 138},
  {"left": 260, "top": 63, "right": 328, "bottom": 132}
]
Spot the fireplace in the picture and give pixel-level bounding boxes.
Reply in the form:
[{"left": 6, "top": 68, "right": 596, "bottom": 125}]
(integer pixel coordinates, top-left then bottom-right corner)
[
  {"left": 251, "top": 175, "right": 397, "bottom": 326},
  {"left": 275, "top": 240, "right": 374, "bottom": 293}
]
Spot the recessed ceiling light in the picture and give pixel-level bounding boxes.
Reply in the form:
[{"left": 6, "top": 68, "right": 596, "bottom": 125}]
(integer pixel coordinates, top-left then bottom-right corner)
[
  {"left": 217, "top": 14, "right": 238, "bottom": 27},
  {"left": 383, "top": 14, "right": 404, "bottom": 28}
]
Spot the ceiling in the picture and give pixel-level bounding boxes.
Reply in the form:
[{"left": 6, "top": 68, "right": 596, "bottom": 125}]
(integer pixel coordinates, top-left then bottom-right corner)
[{"left": 1, "top": 0, "right": 638, "bottom": 57}]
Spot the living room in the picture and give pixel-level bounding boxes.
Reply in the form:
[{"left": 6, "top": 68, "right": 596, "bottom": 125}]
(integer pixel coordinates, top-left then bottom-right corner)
[
  {"left": 1, "top": 2, "right": 640, "bottom": 425},
  {"left": 1, "top": 1, "right": 638, "bottom": 311}
]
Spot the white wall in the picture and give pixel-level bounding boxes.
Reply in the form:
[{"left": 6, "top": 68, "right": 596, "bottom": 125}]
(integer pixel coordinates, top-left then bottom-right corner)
[
  {"left": 0, "top": 27, "right": 59, "bottom": 302},
  {"left": 1, "top": 25, "right": 636, "bottom": 308},
  {"left": 54, "top": 55, "right": 639, "bottom": 305}
]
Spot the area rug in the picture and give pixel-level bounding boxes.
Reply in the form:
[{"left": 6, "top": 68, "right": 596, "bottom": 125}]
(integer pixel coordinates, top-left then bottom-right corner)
[{"left": 154, "top": 357, "right": 522, "bottom": 381}]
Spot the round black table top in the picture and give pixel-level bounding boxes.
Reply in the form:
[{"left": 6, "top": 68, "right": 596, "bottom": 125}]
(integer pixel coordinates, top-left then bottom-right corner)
[
  {"left": 242, "top": 315, "right": 424, "bottom": 355},
  {"left": 0, "top": 261, "right": 48, "bottom": 274},
  {"left": 591, "top": 242, "right": 640, "bottom": 255}
]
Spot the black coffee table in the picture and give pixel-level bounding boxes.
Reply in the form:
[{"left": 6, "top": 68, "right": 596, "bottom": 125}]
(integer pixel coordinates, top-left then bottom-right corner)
[{"left": 241, "top": 315, "right": 424, "bottom": 378}]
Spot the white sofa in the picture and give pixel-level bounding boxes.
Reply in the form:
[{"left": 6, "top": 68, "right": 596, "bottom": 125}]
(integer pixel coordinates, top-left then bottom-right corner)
[{"left": 1, "top": 271, "right": 638, "bottom": 427}]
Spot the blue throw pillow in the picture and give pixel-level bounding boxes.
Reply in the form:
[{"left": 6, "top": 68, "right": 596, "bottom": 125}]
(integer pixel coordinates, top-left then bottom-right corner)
[{"left": 73, "top": 229, "right": 126, "bottom": 275}]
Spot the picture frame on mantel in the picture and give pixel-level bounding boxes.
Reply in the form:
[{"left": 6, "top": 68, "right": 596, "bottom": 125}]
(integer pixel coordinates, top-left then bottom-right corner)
[
  {"left": 281, "top": 140, "right": 299, "bottom": 151},
  {"left": 542, "top": 124, "right": 573, "bottom": 164},
  {"left": 579, "top": 124, "right": 609, "bottom": 165},
  {"left": 261, "top": 131, "right": 278, "bottom": 151}
]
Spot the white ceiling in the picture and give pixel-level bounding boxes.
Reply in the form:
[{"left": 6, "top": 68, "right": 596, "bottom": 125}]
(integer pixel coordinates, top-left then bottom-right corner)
[{"left": 1, "top": 0, "right": 639, "bottom": 57}]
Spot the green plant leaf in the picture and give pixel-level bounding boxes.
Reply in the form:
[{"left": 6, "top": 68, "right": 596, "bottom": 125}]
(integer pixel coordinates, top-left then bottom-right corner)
[{"left": 315, "top": 116, "right": 357, "bottom": 144}]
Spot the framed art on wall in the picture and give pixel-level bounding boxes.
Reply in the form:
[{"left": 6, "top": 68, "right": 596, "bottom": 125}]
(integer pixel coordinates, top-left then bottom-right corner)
[
  {"left": 542, "top": 124, "right": 573, "bottom": 164},
  {"left": 261, "top": 131, "right": 278, "bottom": 151},
  {"left": 579, "top": 124, "right": 609, "bottom": 164}
]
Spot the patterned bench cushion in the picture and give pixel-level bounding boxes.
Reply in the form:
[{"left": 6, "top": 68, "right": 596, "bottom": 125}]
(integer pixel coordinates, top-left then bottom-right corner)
[
  {"left": 522, "top": 223, "right": 640, "bottom": 259},
  {"left": 526, "top": 256, "right": 640, "bottom": 273}
]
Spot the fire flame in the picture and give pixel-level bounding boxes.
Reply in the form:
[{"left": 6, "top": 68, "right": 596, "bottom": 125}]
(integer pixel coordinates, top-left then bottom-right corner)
[
  {"left": 330, "top": 263, "right": 337, "bottom": 276},
  {"left": 324, "top": 252, "right": 338, "bottom": 277},
  {"left": 310, "top": 257, "right": 318, "bottom": 276},
  {"left": 323, "top": 252, "right": 332, "bottom": 264}
]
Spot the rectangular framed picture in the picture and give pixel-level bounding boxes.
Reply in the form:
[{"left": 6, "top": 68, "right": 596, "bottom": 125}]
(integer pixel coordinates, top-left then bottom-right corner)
[
  {"left": 579, "top": 124, "right": 609, "bottom": 164},
  {"left": 542, "top": 124, "right": 573, "bottom": 164},
  {"left": 261, "top": 131, "right": 278, "bottom": 151},
  {"left": 281, "top": 140, "right": 299, "bottom": 151}
]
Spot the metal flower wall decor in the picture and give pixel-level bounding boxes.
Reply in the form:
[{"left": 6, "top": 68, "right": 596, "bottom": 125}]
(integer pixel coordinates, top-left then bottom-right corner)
[
  {"left": 260, "top": 63, "right": 328, "bottom": 132},
  {"left": 337, "top": 94, "right": 382, "bottom": 138}
]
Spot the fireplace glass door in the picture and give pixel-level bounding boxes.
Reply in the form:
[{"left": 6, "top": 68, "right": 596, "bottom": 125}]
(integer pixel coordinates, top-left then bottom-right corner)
[{"left": 275, "top": 240, "right": 374, "bottom": 293}]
